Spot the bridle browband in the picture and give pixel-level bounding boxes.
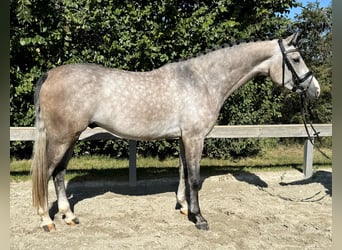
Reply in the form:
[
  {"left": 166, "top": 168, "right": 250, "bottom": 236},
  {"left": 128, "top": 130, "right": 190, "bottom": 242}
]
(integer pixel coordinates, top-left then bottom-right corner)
[{"left": 278, "top": 39, "right": 313, "bottom": 93}]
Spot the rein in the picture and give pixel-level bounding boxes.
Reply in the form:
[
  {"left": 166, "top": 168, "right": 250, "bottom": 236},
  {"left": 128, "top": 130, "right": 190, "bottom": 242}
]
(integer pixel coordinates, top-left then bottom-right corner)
[
  {"left": 278, "top": 39, "right": 331, "bottom": 161},
  {"left": 300, "top": 93, "right": 331, "bottom": 160}
]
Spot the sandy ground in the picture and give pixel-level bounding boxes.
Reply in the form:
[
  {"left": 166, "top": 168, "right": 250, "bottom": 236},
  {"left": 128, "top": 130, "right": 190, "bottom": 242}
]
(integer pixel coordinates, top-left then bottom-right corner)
[{"left": 10, "top": 169, "right": 332, "bottom": 250}]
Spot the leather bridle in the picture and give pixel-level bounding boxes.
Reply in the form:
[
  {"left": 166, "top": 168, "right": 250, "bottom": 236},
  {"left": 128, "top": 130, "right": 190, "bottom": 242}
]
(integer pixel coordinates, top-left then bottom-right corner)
[{"left": 278, "top": 39, "right": 313, "bottom": 93}]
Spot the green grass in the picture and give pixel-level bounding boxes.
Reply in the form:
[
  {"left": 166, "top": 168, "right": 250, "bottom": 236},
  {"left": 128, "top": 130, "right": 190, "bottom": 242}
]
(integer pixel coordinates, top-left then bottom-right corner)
[{"left": 10, "top": 145, "right": 332, "bottom": 182}]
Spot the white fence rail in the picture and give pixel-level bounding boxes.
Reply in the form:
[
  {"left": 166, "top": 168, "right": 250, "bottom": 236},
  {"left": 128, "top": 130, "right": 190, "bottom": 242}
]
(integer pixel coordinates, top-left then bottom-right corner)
[{"left": 10, "top": 124, "right": 332, "bottom": 185}]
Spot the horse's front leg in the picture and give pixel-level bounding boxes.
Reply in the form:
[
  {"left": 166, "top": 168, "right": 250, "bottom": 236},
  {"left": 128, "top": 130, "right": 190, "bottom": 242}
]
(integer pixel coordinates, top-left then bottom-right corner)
[
  {"left": 182, "top": 136, "right": 209, "bottom": 230},
  {"left": 176, "top": 140, "right": 188, "bottom": 215}
]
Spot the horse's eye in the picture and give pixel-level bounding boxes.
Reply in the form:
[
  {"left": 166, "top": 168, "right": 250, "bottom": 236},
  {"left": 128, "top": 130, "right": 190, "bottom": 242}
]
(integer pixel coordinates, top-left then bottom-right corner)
[{"left": 292, "top": 57, "right": 300, "bottom": 64}]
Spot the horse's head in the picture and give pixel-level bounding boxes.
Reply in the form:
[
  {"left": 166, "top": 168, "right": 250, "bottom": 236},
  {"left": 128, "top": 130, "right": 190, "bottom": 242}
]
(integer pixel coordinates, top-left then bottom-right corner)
[{"left": 269, "top": 33, "right": 320, "bottom": 99}]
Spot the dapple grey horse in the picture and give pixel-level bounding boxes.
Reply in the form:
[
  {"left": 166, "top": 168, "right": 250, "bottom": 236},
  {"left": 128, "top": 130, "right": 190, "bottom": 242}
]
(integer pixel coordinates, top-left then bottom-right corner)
[{"left": 31, "top": 33, "right": 320, "bottom": 232}]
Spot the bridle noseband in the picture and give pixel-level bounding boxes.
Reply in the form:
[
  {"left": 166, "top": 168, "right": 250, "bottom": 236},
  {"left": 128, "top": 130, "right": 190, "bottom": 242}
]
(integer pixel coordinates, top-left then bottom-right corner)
[{"left": 278, "top": 39, "right": 313, "bottom": 93}]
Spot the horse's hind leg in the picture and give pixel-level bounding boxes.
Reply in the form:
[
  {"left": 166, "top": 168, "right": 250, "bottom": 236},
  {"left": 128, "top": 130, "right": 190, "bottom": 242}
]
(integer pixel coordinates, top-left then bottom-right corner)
[
  {"left": 38, "top": 141, "right": 76, "bottom": 231},
  {"left": 52, "top": 145, "right": 79, "bottom": 226}
]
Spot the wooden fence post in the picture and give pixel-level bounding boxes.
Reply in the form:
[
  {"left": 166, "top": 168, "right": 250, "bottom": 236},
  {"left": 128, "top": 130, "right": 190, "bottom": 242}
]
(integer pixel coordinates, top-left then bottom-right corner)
[
  {"left": 303, "top": 139, "right": 314, "bottom": 179},
  {"left": 129, "top": 140, "right": 137, "bottom": 186}
]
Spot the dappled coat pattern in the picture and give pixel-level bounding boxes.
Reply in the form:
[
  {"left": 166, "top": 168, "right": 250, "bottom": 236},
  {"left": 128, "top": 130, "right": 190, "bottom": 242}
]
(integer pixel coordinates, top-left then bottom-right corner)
[{"left": 31, "top": 33, "right": 320, "bottom": 232}]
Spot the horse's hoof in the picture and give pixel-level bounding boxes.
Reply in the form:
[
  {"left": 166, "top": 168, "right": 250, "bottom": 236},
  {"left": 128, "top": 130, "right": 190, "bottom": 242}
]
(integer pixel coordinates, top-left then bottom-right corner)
[
  {"left": 195, "top": 221, "right": 209, "bottom": 230},
  {"left": 176, "top": 202, "right": 188, "bottom": 216},
  {"left": 41, "top": 223, "right": 56, "bottom": 232},
  {"left": 180, "top": 208, "right": 188, "bottom": 216},
  {"left": 189, "top": 213, "right": 209, "bottom": 230},
  {"left": 66, "top": 217, "right": 80, "bottom": 225}
]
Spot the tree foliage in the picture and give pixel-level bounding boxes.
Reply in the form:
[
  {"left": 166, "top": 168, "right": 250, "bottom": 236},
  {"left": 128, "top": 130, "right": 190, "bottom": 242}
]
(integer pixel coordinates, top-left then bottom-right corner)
[
  {"left": 280, "top": 1, "right": 332, "bottom": 124},
  {"left": 10, "top": 0, "right": 331, "bottom": 159}
]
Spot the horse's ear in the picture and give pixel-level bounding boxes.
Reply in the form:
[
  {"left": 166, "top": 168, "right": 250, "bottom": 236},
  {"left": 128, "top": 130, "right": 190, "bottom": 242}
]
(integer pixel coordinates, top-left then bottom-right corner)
[{"left": 285, "top": 32, "right": 301, "bottom": 46}]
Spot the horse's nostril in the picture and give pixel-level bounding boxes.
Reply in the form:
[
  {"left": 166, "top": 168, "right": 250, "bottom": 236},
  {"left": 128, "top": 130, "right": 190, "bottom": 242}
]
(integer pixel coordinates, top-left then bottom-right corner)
[{"left": 316, "top": 88, "right": 320, "bottom": 97}]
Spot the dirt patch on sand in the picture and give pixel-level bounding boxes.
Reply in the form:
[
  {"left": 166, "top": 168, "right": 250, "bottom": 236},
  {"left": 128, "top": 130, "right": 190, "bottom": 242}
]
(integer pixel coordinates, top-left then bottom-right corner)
[{"left": 10, "top": 169, "right": 332, "bottom": 249}]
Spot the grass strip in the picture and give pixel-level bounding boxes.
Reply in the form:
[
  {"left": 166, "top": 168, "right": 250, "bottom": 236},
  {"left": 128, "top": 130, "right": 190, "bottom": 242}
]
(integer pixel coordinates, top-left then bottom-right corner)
[{"left": 10, "top": 145, "right": 332, "bottom": 182}]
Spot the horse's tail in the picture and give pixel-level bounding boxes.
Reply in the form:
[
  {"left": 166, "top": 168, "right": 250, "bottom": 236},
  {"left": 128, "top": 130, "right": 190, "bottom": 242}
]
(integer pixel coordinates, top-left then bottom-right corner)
[{"left": 31, "top": 72, "right": 49, "bottom": 210}]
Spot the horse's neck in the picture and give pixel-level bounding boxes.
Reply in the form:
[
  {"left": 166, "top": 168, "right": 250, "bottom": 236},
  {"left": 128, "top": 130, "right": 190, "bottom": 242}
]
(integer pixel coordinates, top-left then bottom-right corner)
[{"left": 189, "top": 40, "right": 277, "bottom": 105}]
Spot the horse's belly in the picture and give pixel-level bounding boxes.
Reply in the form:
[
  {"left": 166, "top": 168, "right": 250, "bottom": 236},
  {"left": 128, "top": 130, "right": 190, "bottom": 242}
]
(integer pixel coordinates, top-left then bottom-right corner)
[{"left": 93, "top": 116, "right": 181, "bottom": 140}]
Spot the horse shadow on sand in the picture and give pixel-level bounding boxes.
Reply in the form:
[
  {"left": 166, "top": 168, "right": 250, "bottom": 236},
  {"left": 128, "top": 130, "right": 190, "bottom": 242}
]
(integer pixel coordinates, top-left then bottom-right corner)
[
  {"left": 49, "top": 165, "right": 331, "bottom": 219},
  {"left": 279, "top": 170, "right": 332, "bottom": 196}
]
